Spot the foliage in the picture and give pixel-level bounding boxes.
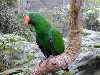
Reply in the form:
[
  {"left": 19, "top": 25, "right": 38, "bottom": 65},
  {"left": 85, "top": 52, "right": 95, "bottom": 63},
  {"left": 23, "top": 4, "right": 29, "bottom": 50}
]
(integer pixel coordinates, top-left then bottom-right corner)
[
  {"left": 0, "top": 0, "right": 17, "bottom": 7},
  {"left": 85, "top": 0, "right": 100, "bottom": 4},
  {"left": 0, "top": 34, "right": 36, "bottom": 73},
  {"left": 83, "top": 8, "right": 100, "bottom": 31},
  {"left": 94, "top": 43, "right": 100, "bottom": 48},
  {"left": 0, "top": 2, "right": 19, "bottom": 34},
  {"left": 0, "top": 1, "right": 36, "bottom": 42}
]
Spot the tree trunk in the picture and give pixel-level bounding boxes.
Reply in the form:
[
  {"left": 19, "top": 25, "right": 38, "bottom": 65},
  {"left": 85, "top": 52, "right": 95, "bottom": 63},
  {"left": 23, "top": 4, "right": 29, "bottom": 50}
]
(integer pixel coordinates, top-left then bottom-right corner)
[{"left": 33, "top": 0, "right": 82, "bottom": 75}]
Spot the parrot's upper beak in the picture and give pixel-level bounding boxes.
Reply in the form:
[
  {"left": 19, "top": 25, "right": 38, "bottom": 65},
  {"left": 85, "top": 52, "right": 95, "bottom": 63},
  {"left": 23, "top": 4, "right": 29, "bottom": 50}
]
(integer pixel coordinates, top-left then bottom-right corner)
[{"left": 24, "top": 15, "right": 30, "bottom": 26}]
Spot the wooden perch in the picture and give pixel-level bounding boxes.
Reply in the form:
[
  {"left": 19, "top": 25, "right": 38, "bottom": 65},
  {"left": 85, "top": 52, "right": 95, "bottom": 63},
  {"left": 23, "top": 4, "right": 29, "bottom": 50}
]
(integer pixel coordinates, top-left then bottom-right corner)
[{"left": 33, "top": 0, "right": 82, "bottom": 75}]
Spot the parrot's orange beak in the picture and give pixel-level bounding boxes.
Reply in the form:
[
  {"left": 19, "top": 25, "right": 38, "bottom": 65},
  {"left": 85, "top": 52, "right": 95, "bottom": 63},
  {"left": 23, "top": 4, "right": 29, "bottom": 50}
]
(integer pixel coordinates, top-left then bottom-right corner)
[{"left": 24, "top": 15, "right": 30, "bottom": 26}]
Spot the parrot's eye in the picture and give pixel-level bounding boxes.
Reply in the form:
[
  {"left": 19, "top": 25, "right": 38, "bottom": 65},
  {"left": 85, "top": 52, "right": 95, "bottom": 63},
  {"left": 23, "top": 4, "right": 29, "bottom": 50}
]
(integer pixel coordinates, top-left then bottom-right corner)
[{"left": 24, "top": 15, "right": 30, "bottom": 25}]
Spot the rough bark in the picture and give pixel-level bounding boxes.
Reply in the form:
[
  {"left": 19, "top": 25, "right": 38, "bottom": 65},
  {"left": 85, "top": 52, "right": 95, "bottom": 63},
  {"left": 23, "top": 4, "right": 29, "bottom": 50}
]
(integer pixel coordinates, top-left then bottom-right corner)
[{"left": 33, "top": 0, "right": 82, "bottom": 75}]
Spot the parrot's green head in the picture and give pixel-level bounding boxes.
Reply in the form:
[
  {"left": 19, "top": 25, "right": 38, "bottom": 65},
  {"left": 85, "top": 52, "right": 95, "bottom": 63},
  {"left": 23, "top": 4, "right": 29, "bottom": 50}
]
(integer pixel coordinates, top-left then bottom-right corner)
[
  {"left": 24, "top": 12, "right": 50, "bottom": 32},
  {"left": 24, "top": 12, "right": 44, "bottom": 26}
]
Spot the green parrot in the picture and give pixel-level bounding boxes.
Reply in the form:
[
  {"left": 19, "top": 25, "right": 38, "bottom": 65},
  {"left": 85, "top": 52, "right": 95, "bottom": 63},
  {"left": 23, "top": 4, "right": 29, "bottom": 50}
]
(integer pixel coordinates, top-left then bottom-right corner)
[{"left": 24, "top": 12, "right": 65, "bottom": 58}]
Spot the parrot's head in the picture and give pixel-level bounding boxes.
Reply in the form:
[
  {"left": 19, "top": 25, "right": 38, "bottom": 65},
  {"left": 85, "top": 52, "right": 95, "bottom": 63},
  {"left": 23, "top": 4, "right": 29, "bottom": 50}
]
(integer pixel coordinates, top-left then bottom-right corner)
[
  {"left": 24, "top": 12, "right": 42, "bottom": 26},
  {"left": 24, "top": 12, "right": 48, "bottom": 32}
]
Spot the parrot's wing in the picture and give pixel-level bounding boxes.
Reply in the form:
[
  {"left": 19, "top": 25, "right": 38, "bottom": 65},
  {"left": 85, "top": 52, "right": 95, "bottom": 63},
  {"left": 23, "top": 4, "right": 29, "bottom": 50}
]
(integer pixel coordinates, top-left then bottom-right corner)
[{"left": 48, "top": 29, "right": 55, "bottom": 51}]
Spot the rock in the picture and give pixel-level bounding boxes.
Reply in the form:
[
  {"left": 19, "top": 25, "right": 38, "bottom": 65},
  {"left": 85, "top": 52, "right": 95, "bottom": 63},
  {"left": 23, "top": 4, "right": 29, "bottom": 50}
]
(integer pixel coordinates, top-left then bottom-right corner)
[
  {"left": 68, "top": 29, "right": 100, "bottom": 75},
  {"left": 82, "top": 29, "right": 100, "bottom": 48},
  {"left": 0, "top": 34, "right": 45, "bottom": 73},
  {"left": 69, "top": 50, "right": 100, "bottom": 75}
]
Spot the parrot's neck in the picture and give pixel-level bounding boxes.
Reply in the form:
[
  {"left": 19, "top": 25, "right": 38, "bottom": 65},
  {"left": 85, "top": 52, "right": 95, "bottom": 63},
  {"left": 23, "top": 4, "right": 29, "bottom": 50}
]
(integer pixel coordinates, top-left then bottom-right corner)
[{"left": 31, "top": 21, "right": 50, "bottom": 34}]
